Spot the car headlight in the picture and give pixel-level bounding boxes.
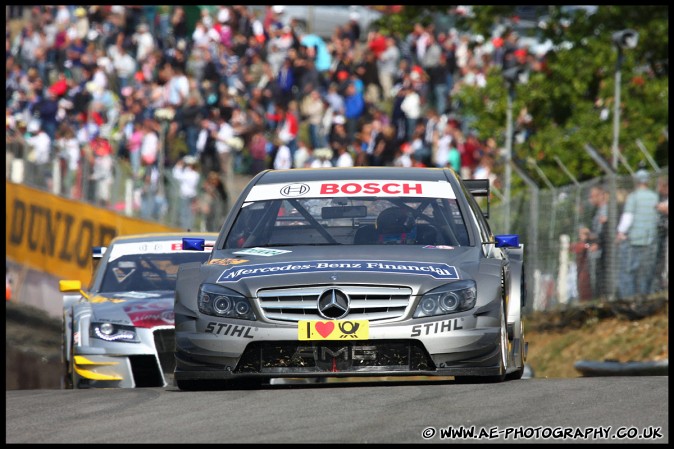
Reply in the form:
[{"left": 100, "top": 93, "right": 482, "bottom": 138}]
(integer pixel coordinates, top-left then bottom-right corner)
[
  {"left": 90, "top": 322, "right": 139, "bottom": 343},
  {"left": 413, "top": 280, "right": 477, "bottom": 318},
  {"left": 198, "top": 284, "right": 256, "bottom": 321}
]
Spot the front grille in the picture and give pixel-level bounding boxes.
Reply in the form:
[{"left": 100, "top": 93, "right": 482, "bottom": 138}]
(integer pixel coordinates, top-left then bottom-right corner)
[
  {"left": 153, "top": 329, "right": 176, "bottom": 378},
  {"left": 257, "top": 286, "right": 412, "bottom": 323},
  {"left": 235, "top": 340, "right": 435, "bottom": 374}
]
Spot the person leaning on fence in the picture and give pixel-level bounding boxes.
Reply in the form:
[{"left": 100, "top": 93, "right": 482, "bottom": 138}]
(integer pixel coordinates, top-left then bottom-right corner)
[
  {"left": 25, "top": 120, "right": 53, "bottom": 190},
  {"left": 89, "top": 132, "right": 115, "bottom": 208},
  {"left": 172, "top": 155, "right": 201, "bottom": 231},
  {"left": 587, "top": 185, "right": 609, "bottom": 298},
  {"left": 571, "top": 225, "right": 593, "bottom": 302},
  {"left": 199, "top": 170, "right": 228, "bottom": 232},
  {"left": 55, "top": 124, "right": 81, "bottom": 198},
  {"left": 615, "top": 169, "right": 660, "bottom": 299}
]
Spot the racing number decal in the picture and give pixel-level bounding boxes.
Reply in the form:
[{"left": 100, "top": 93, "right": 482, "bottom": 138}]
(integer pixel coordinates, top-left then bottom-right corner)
[{"left": 298, "top": 320, "right": 369, "bottom": 341}]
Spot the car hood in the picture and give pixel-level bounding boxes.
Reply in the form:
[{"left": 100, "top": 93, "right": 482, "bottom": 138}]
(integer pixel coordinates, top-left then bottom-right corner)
[
  {"left": 207, "top": 245, "right": 481, "bottom": 295},
  {"left": 89, "top": 291, "right": 175, "bottom": 328}
]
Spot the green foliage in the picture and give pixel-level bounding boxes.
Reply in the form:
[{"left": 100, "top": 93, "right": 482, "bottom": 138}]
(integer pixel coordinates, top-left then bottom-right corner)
[
  {"left": 455, "top": 5, "right": 514, "bottom": 36},
  {"left": 452, "top": 5, "right": 669, "bottom": 188},
  {"left": 373, "top": 6, "right": 455, "bottom": 37}
]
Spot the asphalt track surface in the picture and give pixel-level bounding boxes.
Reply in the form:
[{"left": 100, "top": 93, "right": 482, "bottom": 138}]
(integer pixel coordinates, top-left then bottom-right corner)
[{"left": 6, "top": 377, "right": 668, "bottom": 443}]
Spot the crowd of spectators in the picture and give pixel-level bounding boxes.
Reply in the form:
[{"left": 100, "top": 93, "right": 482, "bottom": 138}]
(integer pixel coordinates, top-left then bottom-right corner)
[{"left": 6, "top": 5, "right": 541, "bottom": 230}]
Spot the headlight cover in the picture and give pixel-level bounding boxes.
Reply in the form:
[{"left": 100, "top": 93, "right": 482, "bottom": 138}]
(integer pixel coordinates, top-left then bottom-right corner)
[
  {"left": 90, "top": 322, "right": 139, "bottom": 343},
  {"left": 198, "top": 283, "right": 256, "bottom": 321},
  {"left": 413, "top": 280, "right": 477, "bottom": 318}
]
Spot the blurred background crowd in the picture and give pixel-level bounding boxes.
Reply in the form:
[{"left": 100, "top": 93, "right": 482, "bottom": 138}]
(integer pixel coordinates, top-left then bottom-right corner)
[
  {"left": 6, "top": 5, "right": 548, "bottom": 231},
  {"left": 5, "top": 5, "right": 668, "bottom": 308}
]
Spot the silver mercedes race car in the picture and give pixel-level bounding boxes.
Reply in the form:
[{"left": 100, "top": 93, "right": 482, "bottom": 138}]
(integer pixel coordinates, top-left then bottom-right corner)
[
  {"left": 174, "top": 167, "right": 527, "bottom": 390},
  {"left": 58, "top": 232, "right": 217, "bottom": 388}
]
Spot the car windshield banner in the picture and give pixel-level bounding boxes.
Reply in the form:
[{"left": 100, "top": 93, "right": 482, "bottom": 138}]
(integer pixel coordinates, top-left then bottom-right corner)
[{"left": 245, "top": 180, "right": 456, "bottom": 201}]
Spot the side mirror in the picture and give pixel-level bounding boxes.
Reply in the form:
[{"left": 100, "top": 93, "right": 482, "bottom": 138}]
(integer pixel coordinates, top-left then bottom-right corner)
[
  {"left": 59, "top": 280, "right": 90, "bottom": 300},
  {"left": 182, "top": 238, "right": 216, "bottom": 252},
  {"left": 495, "top": 234, "right": 520, "bottom": 248},
  {"left": 183, "top": 238, "right": 206, "bottom": 251}
]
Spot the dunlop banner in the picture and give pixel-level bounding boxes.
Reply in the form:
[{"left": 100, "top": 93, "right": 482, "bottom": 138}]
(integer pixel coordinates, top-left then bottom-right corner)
[{"left": 6, "top": 181, "right": 180, "bottom": 283}]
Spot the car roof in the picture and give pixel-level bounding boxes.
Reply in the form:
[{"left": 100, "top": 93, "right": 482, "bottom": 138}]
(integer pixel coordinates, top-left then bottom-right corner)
[
  {"left": 253, "top": 167, "right": 456, "bottom": 185},
  {"left": 108, "top": 232, "right": 219, "bottom": 246}
]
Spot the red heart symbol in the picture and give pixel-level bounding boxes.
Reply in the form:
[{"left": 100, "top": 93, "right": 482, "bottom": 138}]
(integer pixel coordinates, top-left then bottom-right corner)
[{"left": 315, "top": 321, "right": 335, "bottom": 338}]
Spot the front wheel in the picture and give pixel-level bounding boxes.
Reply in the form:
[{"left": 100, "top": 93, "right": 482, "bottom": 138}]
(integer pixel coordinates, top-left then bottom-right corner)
[
  {"left": 61, "top": 320, "right": 74, "bottom": 389},
  {"left": 61, "top": 356, "right": 74, "bottom": 389},
  {"left": 506, "top": 320, "right": 525, "bottom": 380}
]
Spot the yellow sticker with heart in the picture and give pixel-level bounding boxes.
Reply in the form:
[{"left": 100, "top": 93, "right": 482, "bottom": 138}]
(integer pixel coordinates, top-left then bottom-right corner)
[{"left": 298, "top": 320, "right": 369, "bottom": 340}]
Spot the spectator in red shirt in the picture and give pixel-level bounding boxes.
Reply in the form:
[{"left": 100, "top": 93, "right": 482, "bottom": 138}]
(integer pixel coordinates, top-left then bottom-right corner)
[
  {"left": 367, "top": 30, "right": 387, "bottom": 59},
  {"left": 461, "top": 131, "right": 482, "bottom": 180},
  {"left": 271, "top": 103, "right": 299, "bottom": 164}
]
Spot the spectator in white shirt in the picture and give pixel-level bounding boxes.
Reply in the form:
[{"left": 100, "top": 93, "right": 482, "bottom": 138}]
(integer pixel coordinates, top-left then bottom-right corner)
[
  {"left": 167, "top": 63, "right": 190, "bottom": 108},
  {"left": 434, "top": 123, "right": 453, "bottom": 168},
  {"left": 294, "top": 141, "right": 312, "bottom": 169},
  {"left": 273, "top": 141, "right": 292, "bottom": 170},
  {"left": 25, "top": 121, "right": 52, "bottom": 188},
  {"left": 378, "top": 37, "right": 400, "bottom": 100},
  {"left": 400, "top": 85, "right": 421, "bottom": 140},
  {"left": 172, "top": 156, "right": 201, "bottom": 230},
  {"left": 112, "top": 45, "right": 137, "bottom": 90},
  {"left": 91, "top": 61, "right": 109, "bottom": 91},
  {"left": 334, "top": 143, "right": 354, "bottom": 167},
  {"left": 56, "top": 125, "right": 80, "bottom": 198},
  {"left": 132, "top": 23, "right": 155, "bottom": 63},
  {"left": 54, "top": 5, "right": 71, "bottom": 26},
  {"left": 214, "top": 113, "right": 235, "bottom": 185},
  {"left": 325, "top": 83, "right": 345, "bottom": 115}
]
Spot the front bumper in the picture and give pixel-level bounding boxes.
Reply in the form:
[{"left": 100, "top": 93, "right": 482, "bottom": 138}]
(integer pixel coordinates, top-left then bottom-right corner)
[
  {"left": 72, "top": 328, "right": 175, "bottom": 388},
  {"left": 175, "top": 309, "right": 503, "bottom": 381}
]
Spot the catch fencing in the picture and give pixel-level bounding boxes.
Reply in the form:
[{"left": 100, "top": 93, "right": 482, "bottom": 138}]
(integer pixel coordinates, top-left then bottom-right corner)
[
  {"left": 5, "top": 138, "right": 216, "bottom": 232},
  {"left": 5, "top": 140, "right": 668, "bottom": 312},
  {"left": 489, "top": 167, "right": 668, "bottom": 312}
]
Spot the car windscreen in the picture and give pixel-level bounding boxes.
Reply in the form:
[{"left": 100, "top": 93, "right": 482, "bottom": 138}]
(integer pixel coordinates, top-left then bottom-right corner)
[
  {"left": 225, "top": 197, "right": 470, "bottom": 248},
  {"left": 99, "top": 253, "right": 210, "bottom": 293}
]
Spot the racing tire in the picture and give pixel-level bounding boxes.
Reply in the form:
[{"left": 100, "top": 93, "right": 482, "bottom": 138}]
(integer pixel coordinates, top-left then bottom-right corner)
[
  {"left": 62, "top": 358, "right": 74, "bottom": 390},
  {"left": 506, "top": 321, "right": 525, "bottom": 380},
  {"left": 61, "top": 321, "right": 74, "bottom": 389}
]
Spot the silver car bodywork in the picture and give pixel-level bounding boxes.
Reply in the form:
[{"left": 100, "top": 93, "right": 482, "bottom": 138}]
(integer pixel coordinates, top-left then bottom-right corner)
[
  {"left": 174, "top": 168, "right": 527, "bottom": 389},
  {"left": 59, "top": 233, "right": 217, "bottom": 388}
]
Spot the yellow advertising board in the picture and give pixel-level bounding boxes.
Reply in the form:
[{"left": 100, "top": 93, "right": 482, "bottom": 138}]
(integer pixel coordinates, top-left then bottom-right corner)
[{"left": 6, "top": 181, "right": 180, "bottom": 283}]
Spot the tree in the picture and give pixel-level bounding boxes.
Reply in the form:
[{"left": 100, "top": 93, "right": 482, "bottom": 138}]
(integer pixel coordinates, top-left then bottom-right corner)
[
  {"left": 454, "top": 5, "right": 668, "bottom": 187},
  {"left": 374, "top": 6, "right": 667, "bottom": 185}
]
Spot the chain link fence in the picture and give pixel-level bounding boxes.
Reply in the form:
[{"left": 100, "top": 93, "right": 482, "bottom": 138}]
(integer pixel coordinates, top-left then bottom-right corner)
[
  {"left": 5, "top": 138, "right": 232, "bottom": 233},
  {"left": 490, "top": 168, "right": 668, "bottom": 312}
]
